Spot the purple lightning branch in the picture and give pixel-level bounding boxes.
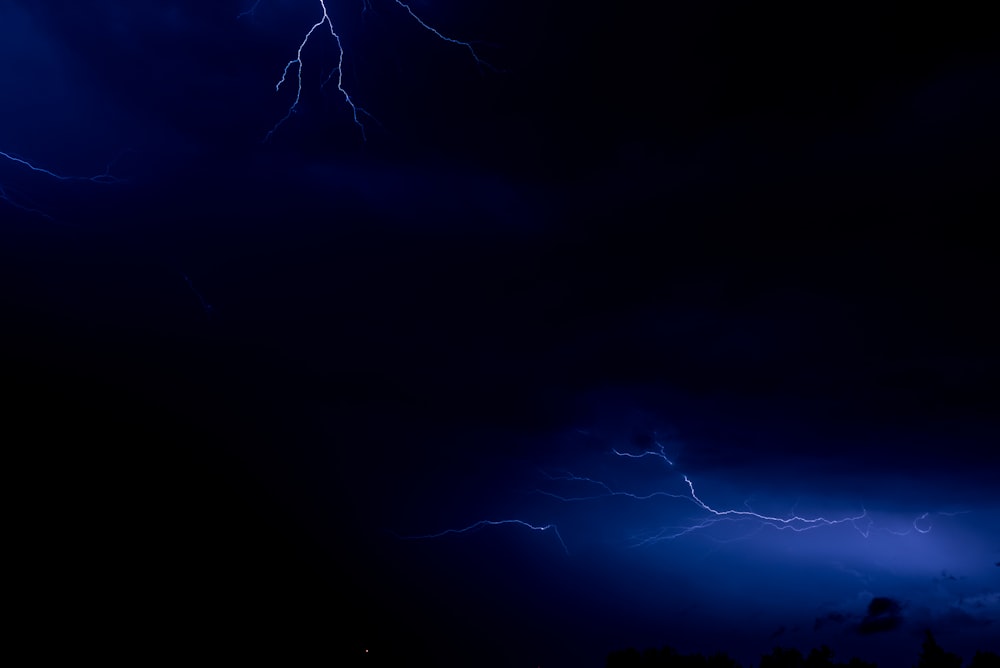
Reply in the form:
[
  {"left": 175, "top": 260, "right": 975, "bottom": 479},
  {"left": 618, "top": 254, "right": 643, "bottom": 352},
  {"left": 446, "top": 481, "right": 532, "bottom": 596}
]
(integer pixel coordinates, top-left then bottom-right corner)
[{"left": 255, "top": 0, "right": 488, "bottom": 141}]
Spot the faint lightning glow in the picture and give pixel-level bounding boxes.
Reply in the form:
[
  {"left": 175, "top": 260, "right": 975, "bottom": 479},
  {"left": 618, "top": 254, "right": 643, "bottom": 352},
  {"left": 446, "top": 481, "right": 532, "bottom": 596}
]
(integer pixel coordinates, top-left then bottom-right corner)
[
  {"left": 0, "top": 182, "right": 51, "bottom": 219},
  {"left": 237, "top": 0, "right": 263, "bottom": 20},
  {"left": 0, "top": 150, "right": 120, "bottom": 185},
  {"left": 252, "top": 0, "right": 487, "bottom": 141},
  {"left": 391, "top": 0, "right": 485, "bottom": 67},
  {"left": 611, "top": 436, "right": 674, "bottom": 465},
  {"left": 1, "top": 149, "right": 122, "bottom": 219},
  {"left": 397, "top": 519, "right": 570, "bottom": 555},
  {"left": 180, "top": 272, "right": 215, "bottom": 318}
]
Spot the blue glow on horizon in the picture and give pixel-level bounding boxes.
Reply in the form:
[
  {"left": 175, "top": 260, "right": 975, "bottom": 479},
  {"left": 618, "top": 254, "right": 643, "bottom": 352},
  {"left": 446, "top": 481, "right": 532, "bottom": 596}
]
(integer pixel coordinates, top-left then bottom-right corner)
[{"left": 392, "top": 424, "right": 998, "bottom": 665}]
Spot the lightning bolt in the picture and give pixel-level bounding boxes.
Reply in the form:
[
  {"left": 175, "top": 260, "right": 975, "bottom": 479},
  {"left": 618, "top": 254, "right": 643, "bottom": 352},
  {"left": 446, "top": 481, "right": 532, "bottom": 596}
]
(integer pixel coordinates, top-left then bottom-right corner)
[
  {"left": 535, "top": 454, "right": 873, "bottom": 547},
  {"left": 390, "top": 0, "right": 486, "bottom": 67},
  {"left": 399, "top": 436, "right": 962, "bottom": 553},
  {"left": 251, "top": 0, "right": 487, "bottom": 141},
  {"left": 632, "top": 472, "right": 874, "bottom": 545},
  {"left": 264, "top": 0, "right": 367, "bottom": 142},
  {"left": 568, "top": 445, "right": 957, "bottom": 546}
]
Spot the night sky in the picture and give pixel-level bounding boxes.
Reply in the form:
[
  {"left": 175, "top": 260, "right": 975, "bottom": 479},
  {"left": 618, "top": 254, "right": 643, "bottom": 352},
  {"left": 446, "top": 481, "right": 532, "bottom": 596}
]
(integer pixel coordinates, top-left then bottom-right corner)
[{"left": 3, "top": 2, "right": 999, "bottom": 666}]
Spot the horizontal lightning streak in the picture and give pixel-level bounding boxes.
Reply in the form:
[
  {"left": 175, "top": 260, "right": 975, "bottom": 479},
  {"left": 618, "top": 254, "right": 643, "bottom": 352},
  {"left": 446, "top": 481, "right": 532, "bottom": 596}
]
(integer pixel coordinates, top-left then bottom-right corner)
[
  {"left": 1, "top": 150, "right": 120, "bottom": 184},
  {"left": 396, "top": 519, "right": 569, "bottom": 555},
  {"left": 681, "top": 474, "right": 872, "bottom": 537},
  {"left": 612, "top": 439, "right": 674, "bottom": 466},
  {"left": 403, "top": 439, "right": 958, "bottom": 553},
  {"left": 535, "top": 465, "right": 873, "bottom": 546},
  {"left": 536, "top": 471, "right": 695, "bottom": 505},
  {"left": 2, "top": 150, "right": 123, "bottom": 219}
]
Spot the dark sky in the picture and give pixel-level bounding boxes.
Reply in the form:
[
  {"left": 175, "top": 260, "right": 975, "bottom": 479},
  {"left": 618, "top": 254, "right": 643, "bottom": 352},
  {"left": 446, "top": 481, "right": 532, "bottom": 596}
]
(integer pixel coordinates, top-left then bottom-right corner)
[{"left": 3, "top": 2, "right": 999, "bottom": 666}]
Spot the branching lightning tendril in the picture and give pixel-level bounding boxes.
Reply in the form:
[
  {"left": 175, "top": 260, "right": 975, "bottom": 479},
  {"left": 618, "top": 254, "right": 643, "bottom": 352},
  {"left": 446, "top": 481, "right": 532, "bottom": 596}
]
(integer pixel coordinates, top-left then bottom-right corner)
[
  {"left": 0, "top": 150, "right": 120, "bottom": 185},
  {"left": 255, "top": 0, "right": 488, "bottom": 141},
  {"left": 400, "top": 437, "right": 959, "bottom": 554},
  {"left": 1, "top": 150, "right": 122, "bottom": 219}
]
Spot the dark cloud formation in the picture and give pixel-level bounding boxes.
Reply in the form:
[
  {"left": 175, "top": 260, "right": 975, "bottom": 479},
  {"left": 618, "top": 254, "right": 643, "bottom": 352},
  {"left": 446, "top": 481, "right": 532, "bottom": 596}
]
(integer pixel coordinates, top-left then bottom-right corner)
[
  {"left": 858, "top": 597, "right": 904, "bottom": 636},
  {"left": 814, "top": 612, "right": 850, "bottom": 632}
]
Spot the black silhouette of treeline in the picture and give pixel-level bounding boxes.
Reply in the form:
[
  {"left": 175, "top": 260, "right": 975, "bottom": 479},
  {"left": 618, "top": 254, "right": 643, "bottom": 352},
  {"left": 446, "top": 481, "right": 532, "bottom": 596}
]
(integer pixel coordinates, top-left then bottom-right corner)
[{"left": 607, "top": 631, "right": 1000, "bottom": 668}]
